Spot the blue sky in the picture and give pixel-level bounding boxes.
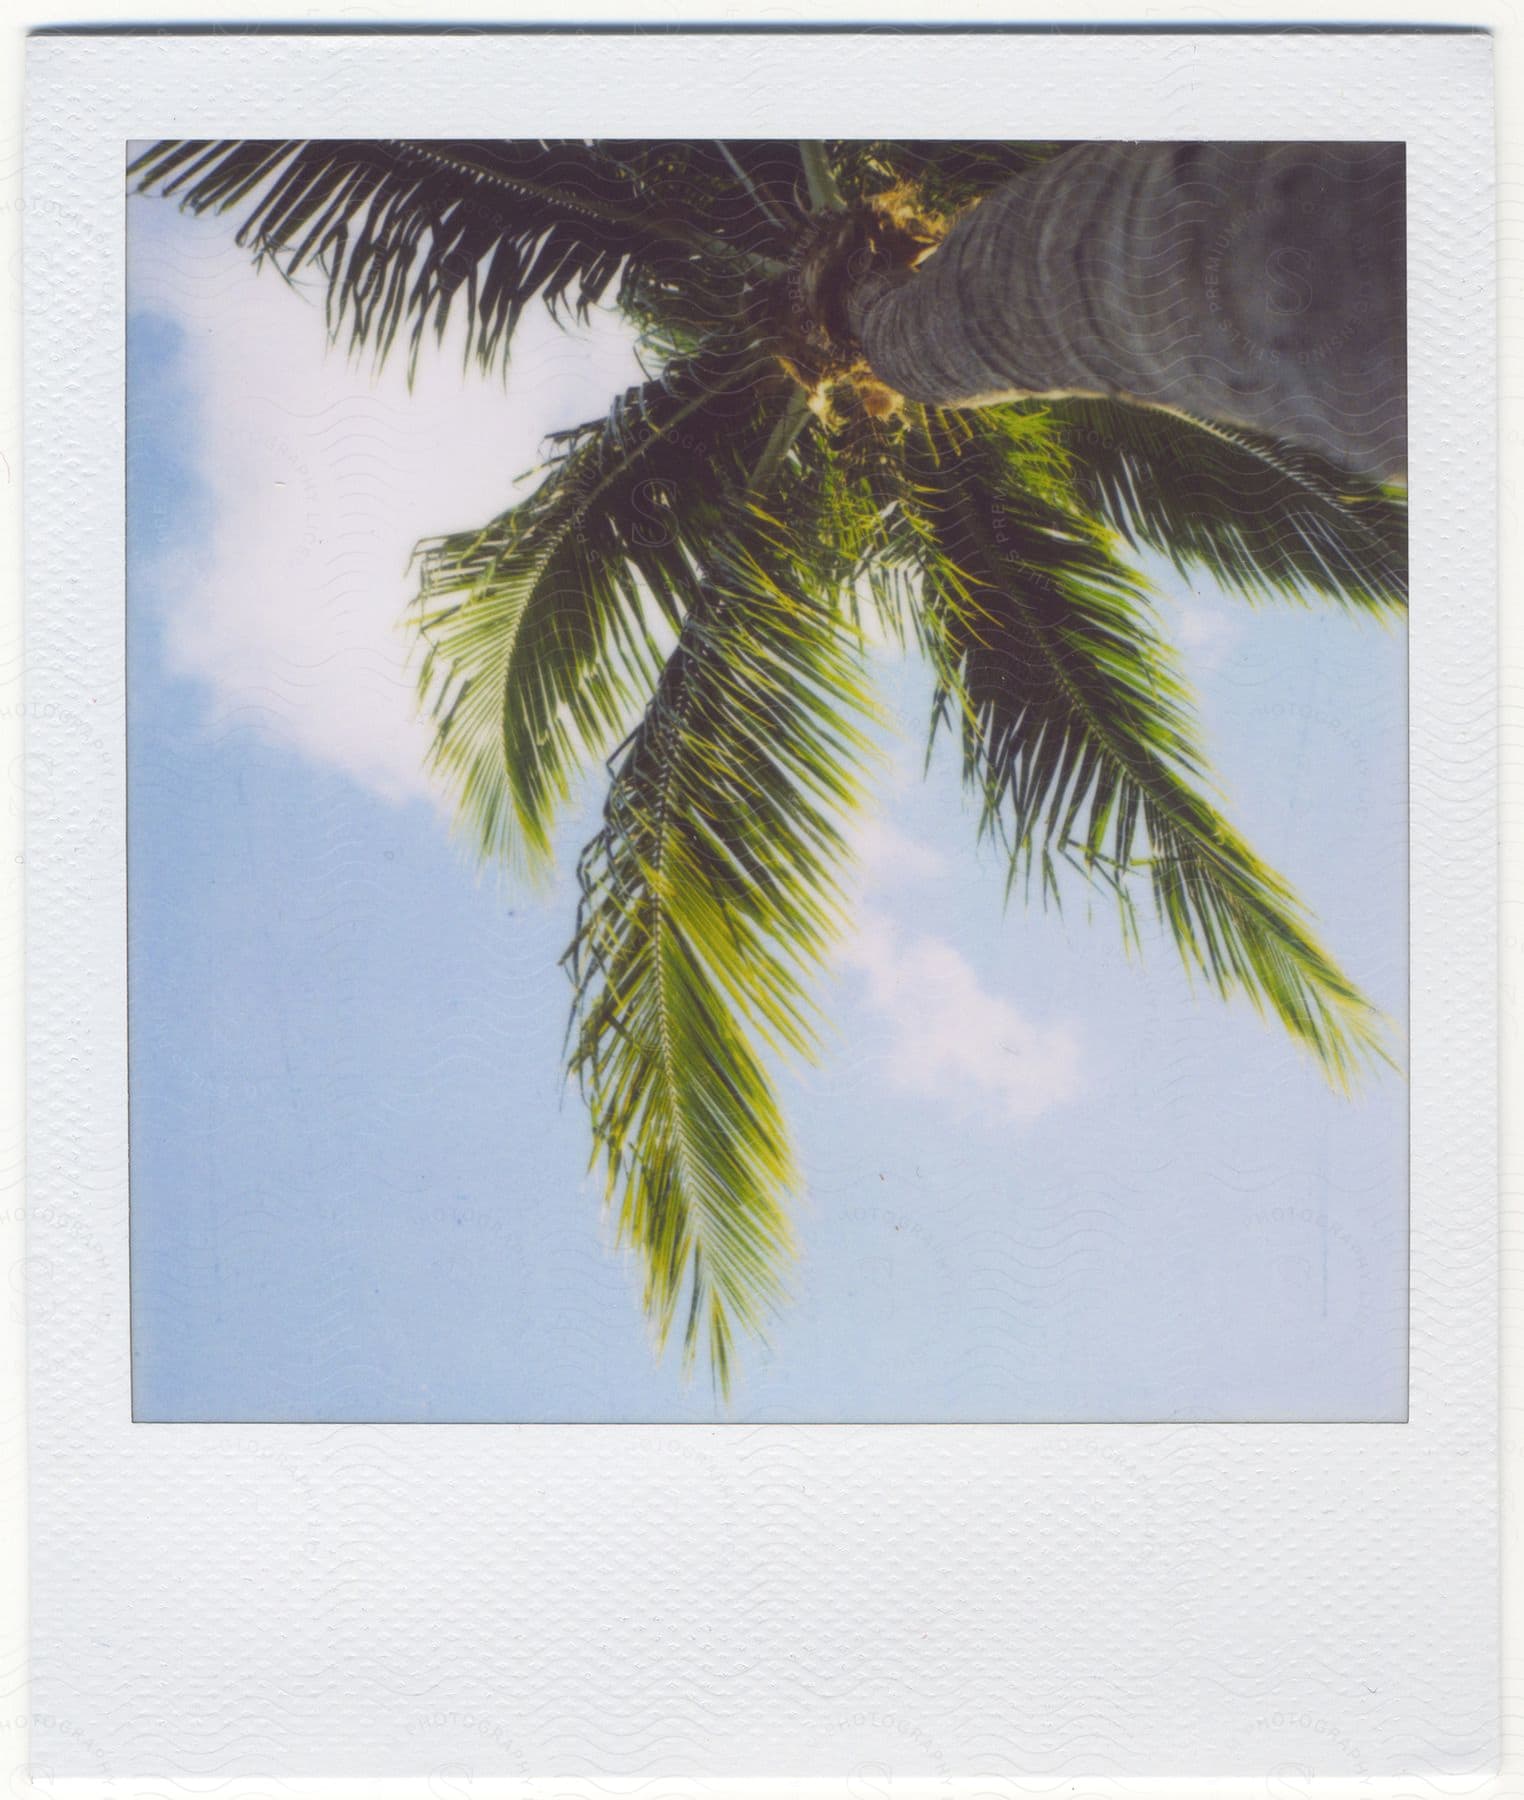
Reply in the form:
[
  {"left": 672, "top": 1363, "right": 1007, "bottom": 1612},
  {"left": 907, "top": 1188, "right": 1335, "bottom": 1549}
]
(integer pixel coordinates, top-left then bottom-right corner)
[{"left": 125, "top": 189, "right": 1409, "bottom": 1423}]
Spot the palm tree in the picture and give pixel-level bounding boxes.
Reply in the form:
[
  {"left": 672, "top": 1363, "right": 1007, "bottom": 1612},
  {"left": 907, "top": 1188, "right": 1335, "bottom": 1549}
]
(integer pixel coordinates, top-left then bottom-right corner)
[{"left": 130, "top": 138, "right": 1407, "bottom": 1394}]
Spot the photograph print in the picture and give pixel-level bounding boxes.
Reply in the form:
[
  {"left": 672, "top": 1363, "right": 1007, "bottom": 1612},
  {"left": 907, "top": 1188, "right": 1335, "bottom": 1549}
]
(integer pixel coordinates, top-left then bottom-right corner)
[{"left": 124, "top": 137, "right": 1408, "bottom": 1422}]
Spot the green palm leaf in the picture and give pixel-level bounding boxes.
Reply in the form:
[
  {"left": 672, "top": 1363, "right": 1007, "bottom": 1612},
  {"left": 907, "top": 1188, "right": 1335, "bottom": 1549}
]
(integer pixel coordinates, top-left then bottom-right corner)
[
  {"left": 566, "top": 515, "right": 876, "bottom": 1390},
  {"left": 411, "top": 337, "right": 790, "bottom": 872},
  {"left": 1049, "top": 399, "right": 1406, "bottom": 614},
  {"left": 903, "top": 409, "right": 1390, "bottom": 1088}
]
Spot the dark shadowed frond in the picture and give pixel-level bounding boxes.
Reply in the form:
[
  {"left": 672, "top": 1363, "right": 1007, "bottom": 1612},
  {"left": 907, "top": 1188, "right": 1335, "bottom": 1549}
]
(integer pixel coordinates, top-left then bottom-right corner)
[
  {"left": 590, "top": 139, "right": 801, "bottom": 254},
  {"left": 1048, "top": 400, "right": 1407, "bottom": 615},
  {"left": 128, "top": 138, "right": 780, "bottom": 378},
  {"left": 900, "top": 409, "right": 1391, "bottom": 1088},
  {"left": 565, "top": 515, "right": 877, "bottom": 1393},
  {"left": 411, "top": 335, "right": 792, "bottom": 873}
]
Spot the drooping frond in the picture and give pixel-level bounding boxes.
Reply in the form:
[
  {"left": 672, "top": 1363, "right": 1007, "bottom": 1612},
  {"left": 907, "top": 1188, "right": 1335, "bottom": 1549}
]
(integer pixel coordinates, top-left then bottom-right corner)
[
  {"left": 411, "top": 335, "right": 791, "bottom": 872},
  {"left": 1049, "top": 399, "right": 1407, "bottom": 615},
  {"left": 565, "top": 518, "right": 877, "bottom": 1391},
  {"left": 901, "top": 409, "right": 1391, "bottom": 1087},
  {"left": 128, "top": 138, "right": 777, "bottom": 378}
]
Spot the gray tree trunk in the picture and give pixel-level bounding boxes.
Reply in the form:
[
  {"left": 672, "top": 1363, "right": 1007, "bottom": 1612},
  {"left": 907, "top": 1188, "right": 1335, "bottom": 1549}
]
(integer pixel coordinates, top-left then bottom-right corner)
[{"left": 847, "top": 142, "right": 1406, "bottom": 481}]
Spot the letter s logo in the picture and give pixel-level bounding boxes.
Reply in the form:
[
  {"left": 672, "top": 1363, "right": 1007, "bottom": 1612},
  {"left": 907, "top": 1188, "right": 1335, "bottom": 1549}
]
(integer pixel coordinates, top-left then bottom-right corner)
[
  {"left": 630, "top": 479, "right": 674, "bottom": 550},
  {"left": 1266, "top": 246, "right": 1314, "bottom": 317},
  {"left": 429, "top": 1763, "right": 474, "bottom": 1800},
  {"left": 849, "top": 1759, "right": 893, "bottom": 1800}
]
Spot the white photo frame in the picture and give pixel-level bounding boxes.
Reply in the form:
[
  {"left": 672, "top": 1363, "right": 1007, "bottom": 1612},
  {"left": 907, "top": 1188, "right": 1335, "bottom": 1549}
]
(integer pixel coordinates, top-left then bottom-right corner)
[{"left": 23, "top": 28, "right": 1497, "bottom": 1782}]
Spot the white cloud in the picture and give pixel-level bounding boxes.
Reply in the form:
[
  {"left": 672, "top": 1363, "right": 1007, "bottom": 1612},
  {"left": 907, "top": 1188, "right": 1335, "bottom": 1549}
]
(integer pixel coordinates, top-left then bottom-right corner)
[
  {"left": 837, "top": 806, "right": 1083, "bottom": 1126},
  {"left": 839, "top": 909, "right": 1083, "bottom": 1126},
  {"left": 1146, "top": 566, "right": 1242, "bottom": 673},
  {"left": 128, "top": 193, "right": 648, "bottom": 808},
  {"left": 849, "top": 815, "right": 949, "bottom": 882}
]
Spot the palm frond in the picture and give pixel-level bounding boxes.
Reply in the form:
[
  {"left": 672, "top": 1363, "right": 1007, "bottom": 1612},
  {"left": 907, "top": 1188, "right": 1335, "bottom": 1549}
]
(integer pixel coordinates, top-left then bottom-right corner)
[
  {"left": 128, "top": 138, "right": 772, "bottom": 377},
  {"left": 411, "top": 336, "right": 790, "bottom": 873},
  {"left": 593, "top": 139, "right": 801, "bottom": 254},
  {"left": 902, "top": 409, "right": 1390, "bottom": 1087},
  {"left": 1049, "top": 400, "right": 1407, "bottom": 615},
  {"left": 565, "top": 519, "right": 876, "bottom": 1391}
]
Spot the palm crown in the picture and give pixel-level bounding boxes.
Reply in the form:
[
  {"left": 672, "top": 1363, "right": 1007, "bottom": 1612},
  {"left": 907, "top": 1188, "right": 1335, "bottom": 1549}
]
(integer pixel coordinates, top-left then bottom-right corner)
[{"left": 131, "top": 138, "right": 1407, "bottom": 1394}]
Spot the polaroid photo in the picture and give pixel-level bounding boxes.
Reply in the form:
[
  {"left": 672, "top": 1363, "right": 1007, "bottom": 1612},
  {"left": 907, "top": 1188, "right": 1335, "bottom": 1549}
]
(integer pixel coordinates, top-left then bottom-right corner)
[{"left": 22, "top": 25, "right": 1498, "bottom": 1785}]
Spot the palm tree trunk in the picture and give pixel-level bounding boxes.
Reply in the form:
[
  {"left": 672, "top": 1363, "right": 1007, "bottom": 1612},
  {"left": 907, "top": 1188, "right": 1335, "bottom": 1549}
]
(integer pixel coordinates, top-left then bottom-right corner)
[{"left": 847, "top": 142, "right": 1406, "bottom": 480}]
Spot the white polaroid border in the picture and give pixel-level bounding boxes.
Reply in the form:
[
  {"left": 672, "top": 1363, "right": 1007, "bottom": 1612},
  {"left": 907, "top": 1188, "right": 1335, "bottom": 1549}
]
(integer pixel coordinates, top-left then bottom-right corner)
[{"left": 23, "top": 28, "right": 1497, "bottom": 1785}]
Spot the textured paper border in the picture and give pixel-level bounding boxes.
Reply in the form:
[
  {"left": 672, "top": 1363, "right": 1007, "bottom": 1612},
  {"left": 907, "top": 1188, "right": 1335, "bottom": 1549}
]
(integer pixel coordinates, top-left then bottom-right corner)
[{"left": 24, "top": 29, "right": 1497, "bottom": 1781}]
